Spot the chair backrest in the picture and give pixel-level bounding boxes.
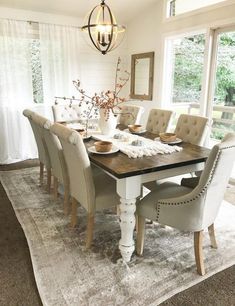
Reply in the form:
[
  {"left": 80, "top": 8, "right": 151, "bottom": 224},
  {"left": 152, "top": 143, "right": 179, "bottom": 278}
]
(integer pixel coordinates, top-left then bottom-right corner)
[
  {"left": 174, "top": 114, "right": 209, "bottom": 145},
  {"left": 195, "top": 132, "right": 235, "bottom": 228},
  {"left": 23, "top": 109, "right": 49, "bottom": 167},
  {"left": 52, "top": 104, "right": 82, "bottom": 122},
  {"left": 33, "top": 113, "right": 69, "bottom": 187},
  {"left": 146, "top": 108, "right": 173, "bottom": 134},
  {"left": 50, "top": 123, "right": 95, "bottom": 212},
  {"left": 31, "top": 112, "right": 51, "bottom": 169},
  {"left": 118, "top": 104, "right": 144, "bottom": 126}
]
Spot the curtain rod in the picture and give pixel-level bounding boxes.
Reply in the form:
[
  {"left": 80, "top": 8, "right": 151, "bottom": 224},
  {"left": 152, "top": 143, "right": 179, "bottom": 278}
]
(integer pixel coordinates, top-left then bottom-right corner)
[
  {"left": 0, "top": 17, "right": 81, "bottom": 29},
  {"left": 27, "top": 20, "right": 82, "bottom": 29}
]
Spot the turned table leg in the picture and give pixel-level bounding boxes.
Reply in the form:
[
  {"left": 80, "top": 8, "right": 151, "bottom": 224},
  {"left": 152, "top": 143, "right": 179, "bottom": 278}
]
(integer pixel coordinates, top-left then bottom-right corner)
[{"left": 117, "top": 176, "right": 141, "bottom": 262}]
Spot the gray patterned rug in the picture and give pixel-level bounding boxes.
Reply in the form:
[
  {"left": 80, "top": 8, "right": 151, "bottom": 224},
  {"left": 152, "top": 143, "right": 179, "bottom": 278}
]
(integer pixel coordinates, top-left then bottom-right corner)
[{"left": 0, "top": 168, "right": 235, "bottom": 306}]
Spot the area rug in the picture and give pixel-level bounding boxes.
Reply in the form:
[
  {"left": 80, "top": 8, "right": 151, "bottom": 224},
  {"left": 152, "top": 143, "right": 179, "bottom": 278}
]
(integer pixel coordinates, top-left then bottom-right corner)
[{"left": 0, "top": 168, "right": 235, "bottom": 306}]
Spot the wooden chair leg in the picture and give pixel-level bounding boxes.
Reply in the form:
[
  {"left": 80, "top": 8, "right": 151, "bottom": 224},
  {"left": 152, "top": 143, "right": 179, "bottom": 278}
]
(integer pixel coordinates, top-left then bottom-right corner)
[
  {"left": 47, "top": 169, "right": 51, "bottom": 192},
  {"left": 208, "top": 223, "right": 218, "bottom": 249},
  {"left": 116, "top": 204, "right": 120, "bottom": 216},
  {"left": 71, "top": 198, "right": 78, "bottom": 228},
  {"left": 39, "top": 162, "right": 44, "bottom": 186},
  {"left": 136, "top": 216, "right": 146, "bottom": 256},
  {"left": 194, "top": 231, "right": 205, "bottom": 276},
  {"left": 135, "top": 214, "right": 138, "bottom": 233},
  {"left": 86, "top": 213, "right": 95, "bottom": 249},
  {"left": 63, "top": 185, "right": 70, "bottom": 215},
  {"left": 53, "top": 176, "right": 58, "bottom": 201}
]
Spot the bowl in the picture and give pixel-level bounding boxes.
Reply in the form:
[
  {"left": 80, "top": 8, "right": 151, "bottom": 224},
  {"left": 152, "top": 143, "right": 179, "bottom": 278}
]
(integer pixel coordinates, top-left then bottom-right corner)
[
  {"left": 128, "top": 124, "right": 143, "bottom": 133},
  {"left": 58, "top": 121, "right": 67, "bottom": 125},
  {"left": 76, "top": 129, "right": 86, "bottom": 137},
  {"left": 159, "top": 133, "right": 177, "bottom": 143},
  {"left": 94, "top": 141, "right": 113, "bottom": 152}
]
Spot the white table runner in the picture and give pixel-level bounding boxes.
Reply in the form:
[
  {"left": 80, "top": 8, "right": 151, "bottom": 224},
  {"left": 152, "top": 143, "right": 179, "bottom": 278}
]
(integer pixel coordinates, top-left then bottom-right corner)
[{"left": 91, "top": 129, "right": 182, "bottom": 158}]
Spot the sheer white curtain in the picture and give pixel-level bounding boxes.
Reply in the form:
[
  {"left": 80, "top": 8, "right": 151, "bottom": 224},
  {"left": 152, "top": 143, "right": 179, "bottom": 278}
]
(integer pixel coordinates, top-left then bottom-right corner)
[
  {"left": 0, "top": 19, "right": 37, "bottom": 164},
  {"left": 39, "top": 23, "right": 80, "bottom": 105}
]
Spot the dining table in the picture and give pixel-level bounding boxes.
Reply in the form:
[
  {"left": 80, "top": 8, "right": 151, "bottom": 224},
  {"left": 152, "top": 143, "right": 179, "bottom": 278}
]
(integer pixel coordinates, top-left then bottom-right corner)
[{"left": 84, "top": 127, "right": 211, "bottom": 262}]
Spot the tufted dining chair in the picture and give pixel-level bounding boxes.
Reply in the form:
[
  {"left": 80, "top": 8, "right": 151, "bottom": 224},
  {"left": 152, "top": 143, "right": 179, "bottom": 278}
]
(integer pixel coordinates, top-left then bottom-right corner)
[
  {"left": 32, "top": 113, "right": 70, "bottom": 215},
  {"left": 146, "top": 108, "right": 173, "bottom": 134},
  {"left": 50, "top": 123, "right": 121, "bottom": 248},
  {"left": 52, "top": 104, "right": 82, "bottom": 123},
  {"left": 136, "top": 133, "right": 235, "bottom": 275},
  {"left": 174, "top": 114, "right": 209, "bottom": 146},
  {"left": 118, "top": 104, "right": 145, "bottom": 126},
  {"left": 23, "top": 109, "right": 51, "bottom": 187}
]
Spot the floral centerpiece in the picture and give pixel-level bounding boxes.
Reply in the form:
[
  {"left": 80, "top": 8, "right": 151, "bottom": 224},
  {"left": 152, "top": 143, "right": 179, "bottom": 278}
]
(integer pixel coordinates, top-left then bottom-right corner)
[{"left": 55, "top": 57, "right": 131, "bottom": 135}]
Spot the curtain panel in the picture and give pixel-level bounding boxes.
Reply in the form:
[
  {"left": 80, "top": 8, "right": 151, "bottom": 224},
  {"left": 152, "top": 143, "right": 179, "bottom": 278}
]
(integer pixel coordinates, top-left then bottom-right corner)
[
  {"left": 0, "top": 19, "right": 37, "bottom": 164},
  {"left": 39, "top": 23, "right": 80, "bottom": 105},
  {"left": 0, "top": 19, "right": 81, "bottom": 164}
]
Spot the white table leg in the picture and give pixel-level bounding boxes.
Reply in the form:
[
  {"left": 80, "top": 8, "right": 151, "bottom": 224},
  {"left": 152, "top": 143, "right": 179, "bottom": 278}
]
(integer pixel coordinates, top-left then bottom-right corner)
[{"left": 117, "top": 176, "right": 141, "bottom": 262}]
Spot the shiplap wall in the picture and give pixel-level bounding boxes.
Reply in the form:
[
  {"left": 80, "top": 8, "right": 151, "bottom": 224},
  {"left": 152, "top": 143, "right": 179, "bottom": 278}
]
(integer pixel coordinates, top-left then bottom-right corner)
[{"left": 78, "top": 34, "right": 129, "bottom": 97}]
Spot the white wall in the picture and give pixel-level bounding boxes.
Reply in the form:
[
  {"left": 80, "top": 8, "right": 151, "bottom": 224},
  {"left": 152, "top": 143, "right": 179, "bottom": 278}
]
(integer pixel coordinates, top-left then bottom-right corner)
[{"left": 126, "top": 0, "right": 235, "bottom": 124}]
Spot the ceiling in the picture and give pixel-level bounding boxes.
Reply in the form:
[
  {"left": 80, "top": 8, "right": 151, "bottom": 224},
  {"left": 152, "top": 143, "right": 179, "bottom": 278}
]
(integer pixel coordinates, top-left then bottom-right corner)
[{"left": 0, "top": 0, "right": 157, "bottom": 23}]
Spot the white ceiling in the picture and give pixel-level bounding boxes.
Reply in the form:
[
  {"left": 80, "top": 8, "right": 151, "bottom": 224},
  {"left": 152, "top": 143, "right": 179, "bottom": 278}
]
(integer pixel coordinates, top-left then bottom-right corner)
[{"left": 0, "top": 0, "right": 158, "bottom": 23}]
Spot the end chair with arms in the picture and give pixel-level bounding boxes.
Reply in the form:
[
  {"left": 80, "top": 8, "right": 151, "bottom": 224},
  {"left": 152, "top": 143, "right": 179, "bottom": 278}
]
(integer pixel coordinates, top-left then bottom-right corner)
[
  {"left": 146, "top": 108, "right": 173, "bottom": 134},
  {"left": 52, "top": 104, "right": 82, "bottom": 123},
  {"left": 33, "top": 113, "right": 70, "bottom": 215},
  {"left": 23, "top": 109, "right": 51, "bottom": 187},
  {"left": 118, "top": 104, "right": 144, "bottom": 126},
  {"left": 50, "top": 123, "right": 121, "bottom": 248},
  {"left": 136, "top": 133, "right": 235, "bottom": 275}
]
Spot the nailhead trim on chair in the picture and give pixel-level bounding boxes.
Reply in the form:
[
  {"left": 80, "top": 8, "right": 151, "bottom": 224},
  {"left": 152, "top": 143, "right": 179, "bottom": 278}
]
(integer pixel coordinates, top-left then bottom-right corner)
[{"left": 155, "top": 144, "right": 235, "bottom": 221}]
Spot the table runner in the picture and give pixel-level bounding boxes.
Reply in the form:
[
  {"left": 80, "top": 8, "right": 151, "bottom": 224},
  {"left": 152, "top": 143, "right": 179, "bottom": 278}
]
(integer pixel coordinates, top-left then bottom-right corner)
[{"left": 91, "top": 130, "right": 182, "bottom": 158}]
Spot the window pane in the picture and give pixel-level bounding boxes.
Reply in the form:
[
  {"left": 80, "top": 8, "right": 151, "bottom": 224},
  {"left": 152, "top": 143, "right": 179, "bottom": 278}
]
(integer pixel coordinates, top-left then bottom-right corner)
[
  {"left": 29, "top": 38, "right": 43, "bottom": 104},
  {"left": 168, "top": 33, "right": 206, "bottom": 125},
  {"left": 211, "top": 31, "right": 235, "bottom": 140}
]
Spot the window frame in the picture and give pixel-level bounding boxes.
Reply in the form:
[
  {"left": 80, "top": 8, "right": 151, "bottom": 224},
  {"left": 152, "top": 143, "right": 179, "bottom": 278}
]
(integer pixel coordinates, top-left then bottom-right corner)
[{"left": 163, "top": 0, "right": 235, "bottom": 22}]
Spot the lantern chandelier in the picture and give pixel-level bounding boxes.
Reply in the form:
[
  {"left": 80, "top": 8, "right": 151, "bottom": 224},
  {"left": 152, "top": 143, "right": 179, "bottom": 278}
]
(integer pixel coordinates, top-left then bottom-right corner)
[{"left": 81, "top": 0, "right": 126, "bottom": 55}]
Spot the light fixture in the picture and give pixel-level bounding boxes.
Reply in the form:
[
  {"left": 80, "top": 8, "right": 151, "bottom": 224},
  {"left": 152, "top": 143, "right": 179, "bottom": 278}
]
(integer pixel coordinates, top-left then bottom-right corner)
[{"left": 81, "top": 0, "right": 126, "bottom": 55}]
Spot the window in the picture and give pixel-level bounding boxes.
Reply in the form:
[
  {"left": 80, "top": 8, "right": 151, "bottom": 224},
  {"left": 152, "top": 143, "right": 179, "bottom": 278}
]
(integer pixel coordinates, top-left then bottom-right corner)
[
  {"left": 163, "top": 32, "right": 206, "bottom": 126},
  {"left": 167, "top": 0, "right": 228, "bottom": 18},
  {"left": 29, "top": 38, "right": 43, "bottom": 104}
]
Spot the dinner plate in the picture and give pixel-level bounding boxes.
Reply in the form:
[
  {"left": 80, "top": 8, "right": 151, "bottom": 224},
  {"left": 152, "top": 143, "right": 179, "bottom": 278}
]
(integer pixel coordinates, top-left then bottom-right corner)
[
  {"left": 124, "top": 128, "right": 147, "bottom": 135},
  {"left": 88, "top": 145, "right": 119, "bottom": 155},
  {"left": 154, "top": 137, "right": 183, "bottom": 144}
]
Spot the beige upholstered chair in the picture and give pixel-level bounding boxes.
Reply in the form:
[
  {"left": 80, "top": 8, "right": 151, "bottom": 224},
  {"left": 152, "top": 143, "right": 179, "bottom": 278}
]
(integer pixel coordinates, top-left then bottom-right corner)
[
  {"left": 174, "top": 114, "right": 209, "bottom": 146},
  {"left": 50, "top": 123, "right": 120, "bottom": 248},
  {"left": 118, "top": 104, "right": 144, "bottom": 126},
  {"left": 52, "top": 104, "right": 82, "bottom": 122},
  {"left": 23, "top": 109, "right": 51, "bottom": 187},
  {"left": 146, "top": 108, "right": 173, "bottom": 134},
  {"left": 136, "top": 133, "right": 235, "bottom": 275},
  {"left": 32, "top": 113, "right": 70, "bottom": 214}
]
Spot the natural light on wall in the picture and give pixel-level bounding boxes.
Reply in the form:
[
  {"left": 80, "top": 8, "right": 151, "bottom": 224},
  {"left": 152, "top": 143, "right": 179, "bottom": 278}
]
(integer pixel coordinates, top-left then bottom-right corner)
[{"left": 167, "top": 0, "right": 228, "bottom": 17}]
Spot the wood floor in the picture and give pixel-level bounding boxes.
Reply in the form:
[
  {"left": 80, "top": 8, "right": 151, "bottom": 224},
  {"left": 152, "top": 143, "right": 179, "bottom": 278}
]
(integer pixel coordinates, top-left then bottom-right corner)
[{"left": 0, "top": 159, "right": 234, "bottom": 306}]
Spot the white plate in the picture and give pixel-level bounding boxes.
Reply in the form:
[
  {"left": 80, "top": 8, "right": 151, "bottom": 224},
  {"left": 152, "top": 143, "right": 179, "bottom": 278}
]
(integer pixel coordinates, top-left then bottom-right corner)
[
  {"left": 88, "top": 145, "right": 119, "bottom": 155},
  {"left": 124, "top": 128, "right": 147, "bottom": 135},
  {"left": 154, "top": 137, "right": 183, "bottom": 144}
]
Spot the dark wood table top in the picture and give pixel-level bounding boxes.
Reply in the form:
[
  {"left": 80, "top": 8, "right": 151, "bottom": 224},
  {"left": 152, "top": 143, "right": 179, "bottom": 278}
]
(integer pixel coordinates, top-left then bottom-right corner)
[{"left": 84, "top": 129, "right": 211, "bottom": 179}]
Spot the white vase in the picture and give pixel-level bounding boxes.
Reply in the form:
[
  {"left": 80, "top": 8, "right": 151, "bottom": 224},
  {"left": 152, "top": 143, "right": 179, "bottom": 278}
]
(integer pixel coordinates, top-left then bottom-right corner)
[{"left": 98, "top": 109, "right": 118, "bottom": 135}]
